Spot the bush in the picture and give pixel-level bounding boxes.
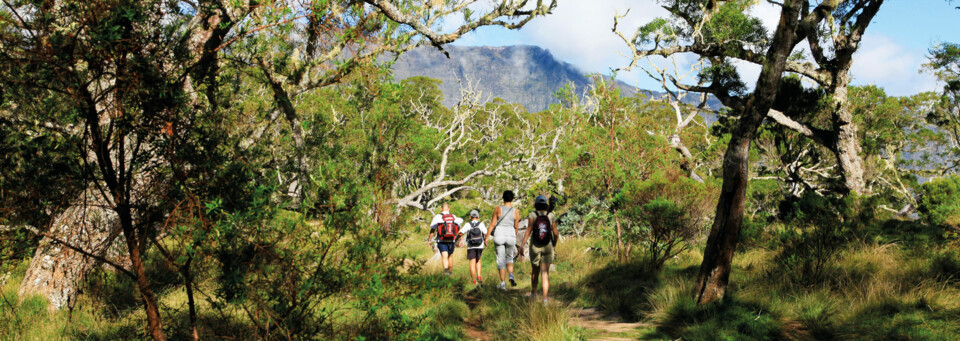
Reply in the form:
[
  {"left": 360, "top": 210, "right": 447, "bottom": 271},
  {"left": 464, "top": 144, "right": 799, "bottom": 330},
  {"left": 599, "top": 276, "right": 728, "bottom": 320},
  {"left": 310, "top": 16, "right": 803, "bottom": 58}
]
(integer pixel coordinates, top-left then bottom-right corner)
[
  {"left": 615, "top": 170, "right": 717, "bottom": 270},
  {"left": 773, "top": 193, "right": 849, "bottom": 285},
  {"left": 556, "top": 197, "right": 613, "bottom": 238},
  {"left": 918, "top": 176, "right": 960, "bottom": 238},
  {"left": 931, "top": 249, "right": 960, "bottom": 284}
]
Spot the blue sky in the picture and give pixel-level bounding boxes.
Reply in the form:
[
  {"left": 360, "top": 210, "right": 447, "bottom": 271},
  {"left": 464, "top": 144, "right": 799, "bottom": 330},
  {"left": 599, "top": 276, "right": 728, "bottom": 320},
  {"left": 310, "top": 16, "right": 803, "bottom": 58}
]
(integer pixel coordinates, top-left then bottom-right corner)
[{"left": 445, "top": 0, "right": 960, "bottom": 96}]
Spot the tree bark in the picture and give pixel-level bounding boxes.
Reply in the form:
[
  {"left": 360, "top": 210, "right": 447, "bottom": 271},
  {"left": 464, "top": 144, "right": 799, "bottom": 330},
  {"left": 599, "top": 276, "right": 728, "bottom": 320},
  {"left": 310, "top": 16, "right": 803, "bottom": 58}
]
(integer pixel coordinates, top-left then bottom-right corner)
[
  {"left": 831, "top": 81, "right": 867, "bottom": 195},
  {"left": 18, "top": 187, "right": 125, "bottom": 311},
  {"left": 118, "top": 206, "right": 167, "bottom": 341},
  {"left": 694, "top": 0, "right": 802, "bottom": 305},
  {"left": 615, "top": 213, "right": 624, "bottom": 263}
]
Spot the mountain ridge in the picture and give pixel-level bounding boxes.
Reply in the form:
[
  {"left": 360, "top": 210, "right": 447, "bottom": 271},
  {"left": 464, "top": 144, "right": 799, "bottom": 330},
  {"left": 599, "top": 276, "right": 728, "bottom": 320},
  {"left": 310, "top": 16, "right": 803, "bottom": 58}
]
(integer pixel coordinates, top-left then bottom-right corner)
[{"left": 390, "top": 45, "right": 648, "bottom": 112}]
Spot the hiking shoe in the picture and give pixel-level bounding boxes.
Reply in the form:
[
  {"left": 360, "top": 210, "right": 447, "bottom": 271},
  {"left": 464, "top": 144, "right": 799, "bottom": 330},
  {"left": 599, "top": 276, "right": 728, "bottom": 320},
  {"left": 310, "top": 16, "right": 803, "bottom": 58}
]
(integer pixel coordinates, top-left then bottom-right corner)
[
  {"left": 542, "top": 298, "right": 549, "bottom": 306},
  {"left": 509, "top": 278, "right": 517, "bottom": 287},
  {"left": 497, "top": 282, "right": 506, "bottom": 290},
  {"left": 444, "top": 269, "right": 452, "bottom": 276}
]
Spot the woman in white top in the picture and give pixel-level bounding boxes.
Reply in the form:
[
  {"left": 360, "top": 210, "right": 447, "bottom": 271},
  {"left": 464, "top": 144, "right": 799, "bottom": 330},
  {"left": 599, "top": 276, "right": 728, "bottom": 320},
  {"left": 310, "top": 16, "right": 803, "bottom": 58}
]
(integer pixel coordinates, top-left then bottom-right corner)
[
  {"left": 459, "top": 209, "right": 487, "bottom": 286},
  {"left": 484, "top": 190, "right": 521, "bottom": 290}
]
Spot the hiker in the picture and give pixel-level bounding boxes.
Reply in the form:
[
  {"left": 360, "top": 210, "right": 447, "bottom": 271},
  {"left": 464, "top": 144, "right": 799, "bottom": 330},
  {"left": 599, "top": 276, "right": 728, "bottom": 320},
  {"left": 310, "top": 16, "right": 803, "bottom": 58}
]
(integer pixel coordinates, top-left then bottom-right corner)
[
  {"left": 458, "top": 209, "right": 487, "bottom": 286},
  {"left": 518, "top": 195, "right": 559, "bottom": 305},
  {"left": 427, "top": 203, "right": 463, "bottom": 276},
  {"left": 484, "top": 190, "right": 521, "bottom": 290}
]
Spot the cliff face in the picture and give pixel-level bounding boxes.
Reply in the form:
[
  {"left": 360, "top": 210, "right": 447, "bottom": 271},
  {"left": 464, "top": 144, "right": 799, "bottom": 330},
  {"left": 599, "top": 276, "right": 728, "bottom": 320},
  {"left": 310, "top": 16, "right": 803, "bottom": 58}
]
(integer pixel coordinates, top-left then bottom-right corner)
[{"left": 391, "top": 45, "right": 638, "bottom": 112}]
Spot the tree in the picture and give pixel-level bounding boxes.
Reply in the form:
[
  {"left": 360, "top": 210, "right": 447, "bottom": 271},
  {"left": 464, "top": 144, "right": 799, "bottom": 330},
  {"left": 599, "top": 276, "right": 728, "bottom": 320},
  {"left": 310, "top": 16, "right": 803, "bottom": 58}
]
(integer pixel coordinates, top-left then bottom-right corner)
[
  {"left": 393, "top": 79, "right": 564, "bottom": 213},
  {"left": 1, "top": 0, "right": 557, "bottom": 339},
  {"left": 557, "top": 77, "right": 681, "bottom": 261},
  {"left": 616, "top": 0, "right": 856, "bottom": 304},
  {"left": 923, "top": 42, "right": 960, "bottom": 174}
]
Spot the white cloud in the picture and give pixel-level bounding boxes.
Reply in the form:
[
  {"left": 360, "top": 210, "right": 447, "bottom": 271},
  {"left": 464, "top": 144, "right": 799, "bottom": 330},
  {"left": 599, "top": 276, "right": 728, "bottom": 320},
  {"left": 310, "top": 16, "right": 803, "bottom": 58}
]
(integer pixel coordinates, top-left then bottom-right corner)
[
  {"left": 747, "top": 1, "right": 782, "bottom": 33},
  {"left": 447, "top": 1, "right": 938, "bottom": 96},
  {"left": 475, "top": 0, "right": 672, "bottom": 88},
  {"left": 851, "top": 34, "right": 938, "bottom": 96}
]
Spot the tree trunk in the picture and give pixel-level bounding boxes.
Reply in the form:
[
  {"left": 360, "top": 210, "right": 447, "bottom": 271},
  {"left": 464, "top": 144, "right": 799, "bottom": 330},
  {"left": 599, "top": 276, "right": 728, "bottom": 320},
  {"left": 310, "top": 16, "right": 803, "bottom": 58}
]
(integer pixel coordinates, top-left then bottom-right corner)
[
  {"left": 18, "top": 187, "right": 125, "bottom": 311},
  {"left": 118, "top": 207, "right": 167, "bottom": 341},
  {"left": 831, "top": 76, "right": 867, "bottom": 195},
  {"left": 615, "top": 213, "right": 624, "bottom": 263},
  {"left": 694, "top": 0, "right": 802, "bottom": 305}
]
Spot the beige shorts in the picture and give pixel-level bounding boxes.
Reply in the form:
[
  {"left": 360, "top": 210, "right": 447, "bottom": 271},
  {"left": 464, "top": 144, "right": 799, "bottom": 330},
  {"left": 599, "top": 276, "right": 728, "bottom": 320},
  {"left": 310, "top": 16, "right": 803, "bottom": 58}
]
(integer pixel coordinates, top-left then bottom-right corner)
[{"left": 529, "top": 242, "right": 554, "bottom": 266}]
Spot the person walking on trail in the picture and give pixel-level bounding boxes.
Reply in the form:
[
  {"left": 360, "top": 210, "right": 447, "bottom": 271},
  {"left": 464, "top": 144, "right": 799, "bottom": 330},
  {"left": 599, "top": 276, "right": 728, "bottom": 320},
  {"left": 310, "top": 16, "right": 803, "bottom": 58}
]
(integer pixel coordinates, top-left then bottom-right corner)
[
  {"left": 458, "top": 209, "right": 487, "bottom": 286},
  {"left": 427, "top": 203, "right": 463, "bottom": 276},
  {"left": 484, "top": 190, "right": 521, "bottom": 290},
  {"left": 519, "top": 195, "right": 559, "bottom": 305}
]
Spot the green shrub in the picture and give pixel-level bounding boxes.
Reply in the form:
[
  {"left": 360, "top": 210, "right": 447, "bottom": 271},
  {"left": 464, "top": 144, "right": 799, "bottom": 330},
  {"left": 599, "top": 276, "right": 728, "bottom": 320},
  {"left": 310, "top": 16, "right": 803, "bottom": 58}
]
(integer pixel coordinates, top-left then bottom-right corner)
[
  {"left": 614, "top": 170, "right": 717, "bottom": 269},
  {"left": 918, "top": 175, "right": 960, "bottom": 238},
  {"left": 773, "top": 193, "right": 849, "bottom": 285},
  {"left": 931, "top": 249, "right": 960, "bottom": 284}
]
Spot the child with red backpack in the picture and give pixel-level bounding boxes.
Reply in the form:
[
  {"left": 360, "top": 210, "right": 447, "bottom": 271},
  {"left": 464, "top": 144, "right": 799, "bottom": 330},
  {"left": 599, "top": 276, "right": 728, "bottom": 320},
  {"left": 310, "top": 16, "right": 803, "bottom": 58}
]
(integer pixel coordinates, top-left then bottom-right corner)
[
  {"left": 518, "top": 195, "right": 559, "bottom": 304},
  {"left": 427, "top": 203, "right": 464, "bottom": 276}
]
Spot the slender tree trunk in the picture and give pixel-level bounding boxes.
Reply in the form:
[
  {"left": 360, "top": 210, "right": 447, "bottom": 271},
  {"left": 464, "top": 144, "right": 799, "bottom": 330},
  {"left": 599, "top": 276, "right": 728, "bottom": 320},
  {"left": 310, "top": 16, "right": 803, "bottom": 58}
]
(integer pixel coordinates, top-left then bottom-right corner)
[
  {"left": 615, "top": 213, "right": 624, "bottom": 263},
  {"left": 118, "top": 208, "right": 167, "bottom": 341},
  {"left": 184, "top": 257, "right": 200, "bottom": 341},
  {"left": 694, "top": 0, "right": 802, "bottom": 305}
]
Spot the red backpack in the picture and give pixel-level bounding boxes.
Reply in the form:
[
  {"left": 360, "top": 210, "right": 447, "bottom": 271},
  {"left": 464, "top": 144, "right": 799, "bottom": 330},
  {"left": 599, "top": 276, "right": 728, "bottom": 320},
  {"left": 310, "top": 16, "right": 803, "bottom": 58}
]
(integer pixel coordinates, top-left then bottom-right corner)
[{"left": 439, "top": 214, "right": 460, "bottom": 242}]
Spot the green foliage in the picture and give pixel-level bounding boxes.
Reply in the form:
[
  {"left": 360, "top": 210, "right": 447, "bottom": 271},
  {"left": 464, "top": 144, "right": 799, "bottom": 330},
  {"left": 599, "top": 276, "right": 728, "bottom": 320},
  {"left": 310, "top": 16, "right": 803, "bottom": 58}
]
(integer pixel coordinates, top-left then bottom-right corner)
[
  {"left": 557, "top": 77, "right": 688, "bottom": 241},
  {"left": 918, "top": 176, "right": 960, "bottom": 236},
  {"left": 701, "top": 1, "right": 768, "bottom": 51},
  {"left": 931, "top": 249, "right": 960, "bottom": 284},
  {"left": 615, "top": 170, "right": 717, "bottom": 269},
  {"left": 773, "top": 193, "right": 850, "bottom": 285}
]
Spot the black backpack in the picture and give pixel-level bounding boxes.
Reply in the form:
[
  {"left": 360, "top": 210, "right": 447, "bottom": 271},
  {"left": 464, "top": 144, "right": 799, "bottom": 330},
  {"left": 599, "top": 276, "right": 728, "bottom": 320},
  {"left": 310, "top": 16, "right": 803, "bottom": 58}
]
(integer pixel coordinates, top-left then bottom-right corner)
[
  {"left": 532, "top": 211, "right": 552, "bottom": 246},
  {"left": 466, "top": 222, "right": 484, "bottom": 247}
]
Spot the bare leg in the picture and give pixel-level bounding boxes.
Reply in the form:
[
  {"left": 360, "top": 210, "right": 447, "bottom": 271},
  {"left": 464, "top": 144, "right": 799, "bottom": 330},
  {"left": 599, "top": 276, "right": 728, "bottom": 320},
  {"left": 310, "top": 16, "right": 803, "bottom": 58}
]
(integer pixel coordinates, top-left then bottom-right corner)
[
  {"left": 530, "top": 263, "right": 540, "bottom": 296},
  {"left": 440, "top": 251, "right": 450, "bottom": 271},
  {"left": 499, "top": 268, "right": 507, "bottom": 282},
  {"left": 540, "top": 262, "right": 551, "bottom": 298},
  {"left": 476, "top": 257, "right": 483, "bottom": 281},
  {"left": 469, "top": 258, "right": 478, "bottom": 282},
  {"left": 507, "top": 262, "right": 515, "bottom": 278}
]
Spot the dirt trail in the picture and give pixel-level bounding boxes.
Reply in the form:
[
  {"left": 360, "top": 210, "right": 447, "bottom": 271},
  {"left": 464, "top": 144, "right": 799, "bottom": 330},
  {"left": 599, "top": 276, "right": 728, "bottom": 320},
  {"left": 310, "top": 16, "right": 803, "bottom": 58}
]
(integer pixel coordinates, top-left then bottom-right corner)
[
  {"left": 462, "top": 291, "right": 492, "bottom": 341},
  {"left": 570, "top": 307, "right": 651, "bottom": 340}
]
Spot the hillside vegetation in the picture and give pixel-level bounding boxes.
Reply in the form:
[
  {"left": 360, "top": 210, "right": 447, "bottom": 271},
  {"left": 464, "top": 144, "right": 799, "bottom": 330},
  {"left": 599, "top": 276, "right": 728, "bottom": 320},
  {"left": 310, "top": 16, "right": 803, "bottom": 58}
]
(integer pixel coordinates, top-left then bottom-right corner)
[{"left": 2, "top": 1, "right": 960, "bottom": 340}]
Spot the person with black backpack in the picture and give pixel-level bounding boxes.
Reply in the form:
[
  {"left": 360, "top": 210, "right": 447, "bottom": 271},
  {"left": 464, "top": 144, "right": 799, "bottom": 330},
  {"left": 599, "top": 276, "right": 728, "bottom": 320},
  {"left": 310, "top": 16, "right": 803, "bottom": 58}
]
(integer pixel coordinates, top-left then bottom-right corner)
[
  {"left": 458, "top": 210, "right": 487, "bottom": 286},
  {"left": 427, "top": 203, "right": 463, "bottom": 276},
  {"left": 518, "top": 195, "right": 559, "bottom": 305}
]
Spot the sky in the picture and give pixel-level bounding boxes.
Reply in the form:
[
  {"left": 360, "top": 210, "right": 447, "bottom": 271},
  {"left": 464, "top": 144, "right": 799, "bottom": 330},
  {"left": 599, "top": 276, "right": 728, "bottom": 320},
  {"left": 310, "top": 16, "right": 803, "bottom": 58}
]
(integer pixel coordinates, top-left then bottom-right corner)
[{"left": 445, "top": 0, "right": 960, "bottom": 96}]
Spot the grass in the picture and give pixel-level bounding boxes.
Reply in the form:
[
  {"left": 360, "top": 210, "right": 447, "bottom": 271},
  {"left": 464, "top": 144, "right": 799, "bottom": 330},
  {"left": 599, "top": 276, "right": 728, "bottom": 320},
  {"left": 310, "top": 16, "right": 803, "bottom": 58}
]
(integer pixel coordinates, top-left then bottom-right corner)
[{"left": 3, "top": 221, "right": 960, "bottom": 340}]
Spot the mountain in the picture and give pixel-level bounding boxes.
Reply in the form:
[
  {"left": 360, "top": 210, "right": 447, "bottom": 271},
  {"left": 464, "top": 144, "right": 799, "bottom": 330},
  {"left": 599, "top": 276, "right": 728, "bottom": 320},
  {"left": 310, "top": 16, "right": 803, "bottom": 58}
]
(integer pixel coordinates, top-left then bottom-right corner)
[{"left": 390, "top": 45, "right": 643, "bottom": 112}]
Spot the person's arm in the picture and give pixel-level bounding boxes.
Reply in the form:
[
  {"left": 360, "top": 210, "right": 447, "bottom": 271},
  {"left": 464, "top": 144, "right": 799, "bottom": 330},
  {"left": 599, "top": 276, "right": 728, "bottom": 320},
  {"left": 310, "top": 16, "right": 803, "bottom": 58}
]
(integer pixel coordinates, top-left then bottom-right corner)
[
  {"left": 518, "top": 215, "right": 533, "bottom": 256},
  {"left": 513, "top": 208, "right": 520, "bottom": 235},
  {"left": 457, "top": 224, "right": 468, "bottom": 247},
  {"left": 551, "top": 215, "right": 560, "bottom": 246},
  {"left": 426, "top": 215, "right": 439, "bottom": 246},
  {"left": 485, "top": 207, "right": 499, "bottom": 241}
]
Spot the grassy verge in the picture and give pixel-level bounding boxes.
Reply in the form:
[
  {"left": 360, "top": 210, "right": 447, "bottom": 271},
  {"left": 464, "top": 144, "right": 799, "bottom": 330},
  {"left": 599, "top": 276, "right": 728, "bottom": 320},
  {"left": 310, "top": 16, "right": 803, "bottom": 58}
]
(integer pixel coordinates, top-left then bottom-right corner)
[{"left": 3, "top": 225, "right": 959, "bottom": 340}]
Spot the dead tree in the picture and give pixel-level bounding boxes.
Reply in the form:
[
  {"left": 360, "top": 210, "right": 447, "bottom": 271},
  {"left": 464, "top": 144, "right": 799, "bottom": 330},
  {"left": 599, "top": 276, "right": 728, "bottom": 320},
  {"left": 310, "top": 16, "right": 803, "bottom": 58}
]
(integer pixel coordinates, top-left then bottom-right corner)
[
  {"left": 395, "top": 80, "right": 565, "bottom": 212},
  {"left": 626, "top": 56, "right": 714, "bottom": 182}
]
